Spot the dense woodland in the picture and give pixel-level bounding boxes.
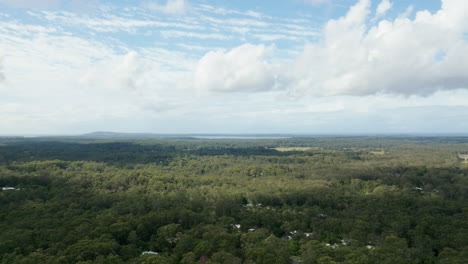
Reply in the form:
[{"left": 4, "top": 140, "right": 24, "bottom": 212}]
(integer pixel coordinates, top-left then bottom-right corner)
[{"left": 0, "top": 136, "right": 467, "bottom": 263}]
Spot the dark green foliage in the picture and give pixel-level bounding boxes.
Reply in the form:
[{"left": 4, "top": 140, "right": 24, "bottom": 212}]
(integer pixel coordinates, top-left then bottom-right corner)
[{"left": 0, "top": 136, "right": 467, "bottom": 263}]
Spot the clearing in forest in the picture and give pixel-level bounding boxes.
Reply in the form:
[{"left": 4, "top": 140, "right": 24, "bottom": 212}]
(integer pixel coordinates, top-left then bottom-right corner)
[
  {"left": 459, "top": 154, "right": 468, "bottom": 163},
  {"left": 274, "top": 147, "right": 316, "bottom": 152}
]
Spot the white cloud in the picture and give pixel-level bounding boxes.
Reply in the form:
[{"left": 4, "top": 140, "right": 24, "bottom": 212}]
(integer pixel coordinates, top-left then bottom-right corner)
[
  {"left": 79, "top": 48, "right": 194, "bottom": 94},
  {"left": 286, "top": 0, "right": 468, "bottom": 96},
  {"left": 164, "top": 0, "right": 189, "bottom": 14},
  {"left": 146, "top": 0, "right": 190, "bottom": 15},
  {"left": 189, "top": 0, "right": 468, "bottom": 97},
  {"left": 37, "top": 11, "right": 202, "bottom": 32},
  {"left": 0, "top": 19, "right": 188, "bottom": 130},
  {"left": 79, "top": 51, "right": 148, "bottom": 91},
  {"left": 304, "top": 0, "right": 332, "bottom": 5},
  {"left": 196, "top": 4, "right": 268, "bottom": 19},
  {"left": 252, "top": 33, "right": 300, "bottom": 41},
  {"left": 0, "top": 58, "right": 5, "bottom": 83},
  {"left": 177, "top": 43, "right": 212, "bottom": 51},
  {"left": 161, "top": 30, "right": 229, "bottom": 40},
  {"left": 193, "top": 44, "right": 277, "bottom": 92},
  {"left": 376, "top": 0, "right": 392, "bottom": 18},
  {"left": 2, "top": 0, "right": 468, "bottom": 134}
]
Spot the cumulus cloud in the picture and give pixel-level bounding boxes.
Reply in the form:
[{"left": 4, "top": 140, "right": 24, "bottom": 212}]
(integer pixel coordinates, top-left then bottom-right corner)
[
  {"left": 0, "top": 0, "right": 60, "bottom": 8},
  {"left": 146, "top": 0, "right": 190, "bottom": 15},
  {"left": 80, "top": 51, "right": 148, "bottom": 91},
  {"left": 193, "top": 44, "right": 277, "bottom": 93},
  {"left": 286, "top": 0, "right": 468, "bottom": 96},
  {"left": 375, "top": 0, "right": 392, "bottom": 18}
]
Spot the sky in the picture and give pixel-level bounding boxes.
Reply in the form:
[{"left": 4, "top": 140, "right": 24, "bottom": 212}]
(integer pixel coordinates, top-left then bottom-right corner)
[{"left": 0, "top": 0, "right": 468, "bottom": 135}]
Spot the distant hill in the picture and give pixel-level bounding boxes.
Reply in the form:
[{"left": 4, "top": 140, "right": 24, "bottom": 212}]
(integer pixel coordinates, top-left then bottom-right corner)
[
  {"left": 79, "top": 131, "right": 294, "bottom": 140},
  {"left": 80, "top": 131, "right": 170, "bottom": 139}
]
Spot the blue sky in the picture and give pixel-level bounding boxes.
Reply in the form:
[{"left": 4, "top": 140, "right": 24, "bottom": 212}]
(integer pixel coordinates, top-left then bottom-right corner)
[{"left": 0, "top": 0, "right": 468, "bottom": 135}]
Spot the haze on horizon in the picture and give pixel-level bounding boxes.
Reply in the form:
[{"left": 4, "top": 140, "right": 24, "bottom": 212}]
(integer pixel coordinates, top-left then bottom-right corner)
[{"left": 1, "top": 0, "right": 468, "bottom": 135}]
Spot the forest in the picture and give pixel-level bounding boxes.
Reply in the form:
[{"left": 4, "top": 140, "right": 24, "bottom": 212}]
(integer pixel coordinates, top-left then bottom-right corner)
[{"left": 0, "top": 135, "right": 467, "bottom": 263}]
